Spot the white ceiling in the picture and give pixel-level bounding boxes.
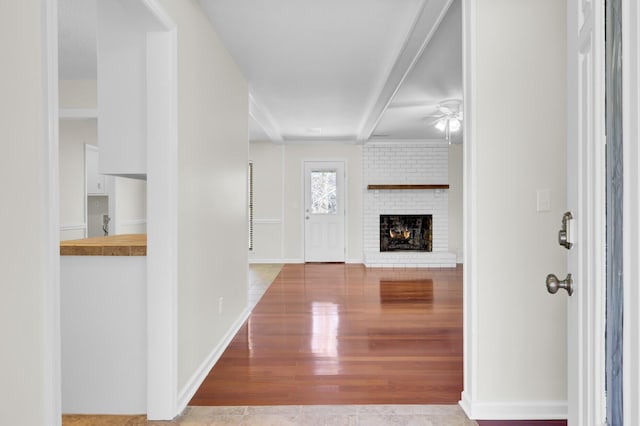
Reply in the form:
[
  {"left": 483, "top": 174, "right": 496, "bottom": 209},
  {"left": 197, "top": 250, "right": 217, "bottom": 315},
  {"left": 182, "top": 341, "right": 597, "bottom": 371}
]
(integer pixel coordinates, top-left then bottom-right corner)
[
  {"left": 58, "top": 0, "right": 462, "bottom": 143},
  {"left": 202, "top": 0, "right": 462, "bottom": 143},
  {"left": 374, "top": 0, "right": 463, "bottom": 142},
  {"left": 58, "top": 0, "right": 97, "bottom": 80}
]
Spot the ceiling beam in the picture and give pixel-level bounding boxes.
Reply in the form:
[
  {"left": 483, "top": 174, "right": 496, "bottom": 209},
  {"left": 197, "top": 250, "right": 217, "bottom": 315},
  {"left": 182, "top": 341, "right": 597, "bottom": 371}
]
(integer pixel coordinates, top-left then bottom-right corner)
[
  {"left": 356, "top": 0, "right": 454, "bottom": 142},
  {"left": 249, "top": 93, "right": 283, "bottom": 143}
]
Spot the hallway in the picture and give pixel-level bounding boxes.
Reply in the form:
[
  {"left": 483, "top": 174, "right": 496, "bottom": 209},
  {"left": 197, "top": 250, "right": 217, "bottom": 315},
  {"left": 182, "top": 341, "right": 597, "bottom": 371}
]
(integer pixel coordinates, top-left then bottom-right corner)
[{"left": 191, "top": 263, "right": 463, "bottom": 406}]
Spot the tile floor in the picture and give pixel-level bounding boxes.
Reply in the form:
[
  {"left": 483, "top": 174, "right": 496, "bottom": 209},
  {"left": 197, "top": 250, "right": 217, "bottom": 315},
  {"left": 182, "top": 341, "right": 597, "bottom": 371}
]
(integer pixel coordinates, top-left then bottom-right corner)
[
  {"left": 62, "top": 265, "right": 478, "bottom": 425},
  {"left": 247, "top": 264, "right": 283, "bottom": 308},
  {"left": 64, "top": 404, "right": 478, "bottom": 425}
]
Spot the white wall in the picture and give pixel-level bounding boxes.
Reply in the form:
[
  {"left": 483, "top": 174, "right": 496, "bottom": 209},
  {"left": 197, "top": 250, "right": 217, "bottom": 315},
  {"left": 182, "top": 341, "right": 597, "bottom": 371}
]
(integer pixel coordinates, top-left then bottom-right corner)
[
  {"left": 155, "top": 0, "right": 249, "bottom": 396},
  {"left": 249, "top": 142, "right": 284, "bottom": 261},
  {"left": 114, "top": 176, "right": 147, "bottom": 234},
  {"left": 250, "top": 141, "right": 462, "bottom": 265},
  {"left": 59, "top": 80, "right": 98, "bottom": 240},
  {"left": 464, "top": 0, "right": 567, "bottom": 418},
  {"left": 59, "top": 80, "right": 97, "bottom": 108},
  {"left": 448, "top": 143, "right": 463, "bottom": 262},
  {"left": 249, "top": 142, "right": 363, "bottom": 263},
  {"left": 59, "top": 119, "right": 96, "bottom": 240},
  {"left": 0, "top": 2, "right": 55, "bottom": 425}
]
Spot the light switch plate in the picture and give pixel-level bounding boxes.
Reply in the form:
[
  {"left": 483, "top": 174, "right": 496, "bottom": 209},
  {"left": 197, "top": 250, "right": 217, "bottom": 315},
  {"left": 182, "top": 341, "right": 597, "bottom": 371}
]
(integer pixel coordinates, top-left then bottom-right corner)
[{"left": 537, "top": 189, "right": 551, "bottom": 212}]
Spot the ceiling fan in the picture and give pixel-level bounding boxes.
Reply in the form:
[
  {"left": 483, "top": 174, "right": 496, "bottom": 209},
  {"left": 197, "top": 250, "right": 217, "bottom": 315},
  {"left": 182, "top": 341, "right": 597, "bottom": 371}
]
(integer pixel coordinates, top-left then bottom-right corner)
[{"left": 423, "top": 99, "right": 463, "bottom": 143}]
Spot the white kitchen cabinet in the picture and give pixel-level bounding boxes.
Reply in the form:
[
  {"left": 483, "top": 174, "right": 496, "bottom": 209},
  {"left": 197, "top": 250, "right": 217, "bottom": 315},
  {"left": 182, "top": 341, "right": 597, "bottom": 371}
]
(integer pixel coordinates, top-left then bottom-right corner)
[
  {"left": 61, "top": 254, "right": 146, "bottom": 414},
  {"left": 85, "top": 144, "right": 105, "bottom": 195},
  {"left": 97, "top": 1, "right": 149, "bottom": 178}
]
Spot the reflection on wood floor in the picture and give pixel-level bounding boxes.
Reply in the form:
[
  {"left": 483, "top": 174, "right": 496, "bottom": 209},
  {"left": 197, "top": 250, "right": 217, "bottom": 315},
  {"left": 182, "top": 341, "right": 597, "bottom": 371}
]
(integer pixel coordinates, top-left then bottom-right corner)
[{"left": 190, "top": 263, "right": 463, "bottom": 406}]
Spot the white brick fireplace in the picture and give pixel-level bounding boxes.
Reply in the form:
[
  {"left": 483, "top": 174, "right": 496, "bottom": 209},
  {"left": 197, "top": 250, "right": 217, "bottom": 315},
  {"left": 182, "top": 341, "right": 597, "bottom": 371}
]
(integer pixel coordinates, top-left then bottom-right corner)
[{"left": 363, "top": 142, "right": 456, "bottom": 267}]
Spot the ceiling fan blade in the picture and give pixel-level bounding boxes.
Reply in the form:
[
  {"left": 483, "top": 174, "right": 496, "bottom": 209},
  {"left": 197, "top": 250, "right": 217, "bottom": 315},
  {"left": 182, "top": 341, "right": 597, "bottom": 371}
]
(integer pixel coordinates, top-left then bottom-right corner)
[{"left": 423, "top": 116, "right": 444, "bottom": 126}]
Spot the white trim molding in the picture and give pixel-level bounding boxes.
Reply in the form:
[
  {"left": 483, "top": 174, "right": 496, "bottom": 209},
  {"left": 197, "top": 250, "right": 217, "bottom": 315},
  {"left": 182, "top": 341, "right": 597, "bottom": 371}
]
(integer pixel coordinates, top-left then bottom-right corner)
[
  {"left": 253, "top": 218, "right": 282, "bottom": 225},
  {"left": 249, "top": 259, "right": 304, "bottom": 264},
  {"left": 460, "top": 0, "right": 479, "bottom": 418},
  {"left": 363, "top": 139, "right": 448, "bottom": 147},
  {"left": 60, "top": 223, "right": 87, "bottom": 232},
  {"left": 249, "top": 93, "right": 283, "bottom": 143},
  {"left": 118, "top": 218, "right": 147, "bottom": 226},
  {"left": 144, "top": 1, "right": 178, "bottom": 419},
  {"left": 282, "top": 137, "right": 359, "bottom": 145},
  {"left": 249, "top": 259, "right": 287, "bottom": 264},
  {"left": 59, "top": 108, "right": 98, "bottom": 120},
  {"left": 460, "top": 393, "right": 567, "bottom": 421},
  {"left": 251, "top": 258, "right": 352, "bottom": 265},
  {"left": 43, "top": 0, "right": 61, "bottom": 423},
  {"left": 176, "top": 307, "right": 251, "bottom": 412}
]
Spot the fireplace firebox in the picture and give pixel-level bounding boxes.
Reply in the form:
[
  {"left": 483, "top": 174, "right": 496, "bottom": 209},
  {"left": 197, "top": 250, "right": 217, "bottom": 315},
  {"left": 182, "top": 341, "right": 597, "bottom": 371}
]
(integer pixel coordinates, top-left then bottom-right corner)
[{"left": 379, "top": 214, "right": 432, "bottom": 252}]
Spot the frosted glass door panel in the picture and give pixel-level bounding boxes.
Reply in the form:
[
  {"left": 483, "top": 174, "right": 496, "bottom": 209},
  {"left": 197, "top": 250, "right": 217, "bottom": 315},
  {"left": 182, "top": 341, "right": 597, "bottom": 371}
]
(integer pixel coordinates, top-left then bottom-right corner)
[{"left": 310, "top": 171, "right": 337, "bottom": 214}]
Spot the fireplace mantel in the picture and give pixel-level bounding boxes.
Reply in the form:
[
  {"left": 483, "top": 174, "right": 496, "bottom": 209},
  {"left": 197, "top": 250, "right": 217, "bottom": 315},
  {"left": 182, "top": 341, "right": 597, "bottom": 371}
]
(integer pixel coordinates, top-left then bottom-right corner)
[{"left": 367, "top": 184, "right": 449, "bottom": 190}]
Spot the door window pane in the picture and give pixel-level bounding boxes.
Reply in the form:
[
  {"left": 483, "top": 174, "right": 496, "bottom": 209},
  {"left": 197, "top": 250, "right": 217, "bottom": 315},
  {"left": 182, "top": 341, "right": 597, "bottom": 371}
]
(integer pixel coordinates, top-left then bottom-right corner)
[{"left": 310, "top": 171, "right": 337, "bottom": 214}]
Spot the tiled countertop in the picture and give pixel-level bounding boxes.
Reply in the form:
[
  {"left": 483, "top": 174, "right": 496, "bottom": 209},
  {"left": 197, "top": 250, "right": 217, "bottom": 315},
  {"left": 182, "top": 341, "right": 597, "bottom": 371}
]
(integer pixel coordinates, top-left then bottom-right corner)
[{"left": 60, "top": 234, "right": 147, "bottom": 256}]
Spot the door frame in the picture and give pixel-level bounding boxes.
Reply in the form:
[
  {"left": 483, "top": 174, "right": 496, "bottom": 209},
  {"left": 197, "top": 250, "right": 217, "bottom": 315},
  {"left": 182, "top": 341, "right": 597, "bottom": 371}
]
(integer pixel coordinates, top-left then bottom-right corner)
[
  {"left": 459, "top": 0, "right": 609, "bottom": 423},
  {"left": 302, "top": 159, "right": 347, "bottom": 263},
  {"left": 42, "top": 0, "right": 61, "bottom": 423},
  {"left": 622, "top": 1, "right": 640, "bottom": 424},
  {"left": 460, "top": 0, "right": 478, "bottom": 416},
  {"left": 43, "top": 0, "right": 179, "bottom": 422},
  {"left": 143, "top": 1, "right": 179, "bottom": 419},
  {"left": 566, "top": 0, "right": 640, "bottom": 423},
  {"left": 566, "top": 0, "right": 607, "bottom": 423}
]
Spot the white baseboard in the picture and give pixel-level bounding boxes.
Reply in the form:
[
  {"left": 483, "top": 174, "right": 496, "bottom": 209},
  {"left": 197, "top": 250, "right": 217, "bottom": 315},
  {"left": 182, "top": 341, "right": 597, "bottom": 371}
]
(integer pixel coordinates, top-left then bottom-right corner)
[
  {"left": 253, "top": 218, "right": 282, "bottom": 224},
  {"left": 249, "top": 258, "right": 304, "bottom": 264},
  {"left": 459, "top": 391, "right": 473, "bottom": 418},
  {"left": 459, "top": 391, "right": 567, "bottom": 420},
  {"left": 176, "top": 306, "right": 251, "bottom": 412},
  {"left": 249, "top": 259, "right": 364, "bottom": 265},
  {"left": 60, "top": 223, "right": 87, "bottom": 231},
  {"left": 249, "top": 259, "right": 286, "bottom": 264},
  {"left": 119, "top": 218, "right": 147, "bottom": 226}
]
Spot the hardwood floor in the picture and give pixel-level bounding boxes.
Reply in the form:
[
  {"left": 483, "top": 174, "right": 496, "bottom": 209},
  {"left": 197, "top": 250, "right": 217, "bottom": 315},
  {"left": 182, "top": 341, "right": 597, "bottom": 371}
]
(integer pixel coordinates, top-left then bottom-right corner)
[{"left": 190, "top": 263, "right": 463, "bottom": 406}]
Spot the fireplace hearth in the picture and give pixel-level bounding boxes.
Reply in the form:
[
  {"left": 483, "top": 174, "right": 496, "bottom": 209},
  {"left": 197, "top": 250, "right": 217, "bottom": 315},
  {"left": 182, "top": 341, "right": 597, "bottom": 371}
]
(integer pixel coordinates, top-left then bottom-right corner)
[{"left": 379, "top": 215, "right": 432, "bottom": 252}]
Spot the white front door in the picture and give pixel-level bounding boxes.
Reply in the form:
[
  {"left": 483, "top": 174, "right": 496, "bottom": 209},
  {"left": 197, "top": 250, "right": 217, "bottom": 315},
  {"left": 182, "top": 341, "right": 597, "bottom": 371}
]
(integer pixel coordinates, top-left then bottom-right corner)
[
  {"left": 566, "top": 0, "right": 607, "bottom": 424},
  {"left": 304, "top": 161, "right": 345, "bottom": 262}
]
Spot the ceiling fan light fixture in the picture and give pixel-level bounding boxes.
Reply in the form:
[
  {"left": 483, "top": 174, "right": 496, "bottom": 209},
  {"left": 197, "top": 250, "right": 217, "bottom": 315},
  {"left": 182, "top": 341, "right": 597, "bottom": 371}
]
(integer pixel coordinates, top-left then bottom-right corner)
[
  {"left": 449, "top": 118, "right": 461, "bottom": 132},
  {"left": 435, "top": 119, "right": 447, "bottom": 132}
]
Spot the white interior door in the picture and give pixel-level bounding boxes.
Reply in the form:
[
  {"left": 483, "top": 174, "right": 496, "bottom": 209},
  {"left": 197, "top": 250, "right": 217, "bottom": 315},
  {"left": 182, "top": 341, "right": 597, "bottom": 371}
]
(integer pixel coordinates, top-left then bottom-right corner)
[
  {"left": 566, "top": 0, "right": 607, "bottom": 424},
  {"left": 304, "top": 161, "right": 345, "bottom": 262}
]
